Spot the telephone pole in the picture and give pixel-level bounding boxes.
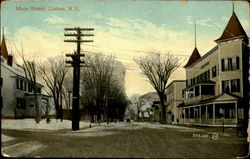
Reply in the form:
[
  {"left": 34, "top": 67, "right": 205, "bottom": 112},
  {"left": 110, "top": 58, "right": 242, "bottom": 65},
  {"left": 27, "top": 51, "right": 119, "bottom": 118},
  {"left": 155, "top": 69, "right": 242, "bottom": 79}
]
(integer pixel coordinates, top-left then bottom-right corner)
[{"left": 64, "top": 27, "right": 94, "bottom": 131}]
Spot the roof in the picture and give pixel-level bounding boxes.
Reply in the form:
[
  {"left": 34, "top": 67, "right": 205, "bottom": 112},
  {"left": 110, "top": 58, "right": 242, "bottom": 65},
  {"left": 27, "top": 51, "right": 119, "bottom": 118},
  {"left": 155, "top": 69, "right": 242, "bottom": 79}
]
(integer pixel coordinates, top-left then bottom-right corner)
[
  {"left": 184, "top": 47, "right": 201, "bottom": 68},
  {"left": 215, "top": 12, "right": 248, "bottom": 43},
  {"left": 177, "top": 93, "right": 241, "bottom": 108},
  {"left": 0, "top": 36, "right": 9, "bottom": 59},
  {"left": 139, "top": 92, "right": 160, "bottom": 101},
  {"left": 166, "top": 80, "right": 186, "bottom": 90}
]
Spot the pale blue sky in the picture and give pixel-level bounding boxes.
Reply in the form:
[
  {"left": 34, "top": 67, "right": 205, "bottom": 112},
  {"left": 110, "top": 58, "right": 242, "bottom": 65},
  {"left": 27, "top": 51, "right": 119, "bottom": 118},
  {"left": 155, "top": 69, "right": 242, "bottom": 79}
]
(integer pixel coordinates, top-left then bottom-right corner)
[
  {"left": 2, "top": 0, "right": 249, "bottom": 36},
  {"left": 1, "top": 0, "right": 249, "bottom": 97}
]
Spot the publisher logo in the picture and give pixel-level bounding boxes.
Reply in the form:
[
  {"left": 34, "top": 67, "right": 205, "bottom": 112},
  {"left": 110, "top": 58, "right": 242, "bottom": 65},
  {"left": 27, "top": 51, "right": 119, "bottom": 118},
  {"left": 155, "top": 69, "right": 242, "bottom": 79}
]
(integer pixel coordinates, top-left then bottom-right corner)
[{"left": 212, "top": 133, "right": 219, "bottom": 140}]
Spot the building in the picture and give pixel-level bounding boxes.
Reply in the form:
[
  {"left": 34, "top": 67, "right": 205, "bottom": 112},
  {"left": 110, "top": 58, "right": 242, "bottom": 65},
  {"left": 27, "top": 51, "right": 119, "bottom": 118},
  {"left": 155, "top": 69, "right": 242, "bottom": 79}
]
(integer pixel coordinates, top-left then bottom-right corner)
[
  {"left": 165, "top": 80, "right": 186, "bottom": 124},
  {"left": 139, "top": 92, "right": 159, "bottom": 121},
  {"left": 178, "top": 11, "right": 249, "bottom": 127},
  {"left": 0, "top": 36, "right": 50, "bottom": 119}
]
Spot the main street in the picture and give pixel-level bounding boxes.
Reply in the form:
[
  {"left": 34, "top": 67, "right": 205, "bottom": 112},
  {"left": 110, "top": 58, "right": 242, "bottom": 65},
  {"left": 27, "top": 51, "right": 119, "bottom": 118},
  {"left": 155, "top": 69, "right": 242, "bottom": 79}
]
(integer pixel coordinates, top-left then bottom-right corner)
[{"left": 1, "top": 122, "right": 248, "bottom": 158}]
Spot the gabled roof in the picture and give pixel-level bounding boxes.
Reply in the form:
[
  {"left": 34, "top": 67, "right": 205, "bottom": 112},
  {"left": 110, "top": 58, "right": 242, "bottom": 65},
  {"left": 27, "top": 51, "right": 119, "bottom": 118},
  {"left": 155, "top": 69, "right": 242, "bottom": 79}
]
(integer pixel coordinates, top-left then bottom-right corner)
[
  {"left": 184, "top": 47, "right": 201, "bottom": 68},
  {"left": 215, "top": 12, "right": 248, "bottom": 43},
  {"left": 0, "top": 36, "right": 9, "bottom": 59}
]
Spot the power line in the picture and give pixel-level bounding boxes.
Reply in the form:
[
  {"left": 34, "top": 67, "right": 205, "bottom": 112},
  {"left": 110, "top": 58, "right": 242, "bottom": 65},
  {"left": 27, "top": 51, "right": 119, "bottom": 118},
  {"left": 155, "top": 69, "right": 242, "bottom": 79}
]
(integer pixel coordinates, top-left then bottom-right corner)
[
  {"left": 83, "top": 44, "right": 190, "bottom": 57},
  {"left": 83, "top": 49, "right": 189, "bottom": 63}
]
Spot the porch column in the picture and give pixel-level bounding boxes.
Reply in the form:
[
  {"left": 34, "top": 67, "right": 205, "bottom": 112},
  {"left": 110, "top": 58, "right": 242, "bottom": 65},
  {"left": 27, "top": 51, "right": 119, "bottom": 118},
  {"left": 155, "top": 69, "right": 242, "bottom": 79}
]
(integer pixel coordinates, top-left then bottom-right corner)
[
  {"left": 199, "top": 106, "right": 201, "bottom": 123},
  {"left": 193, "top": 107, "right": 195, "bottom": 119},
  {"left": 183, "top": 109, "right": 185, "bottom": 123},
  {"left": 189, "top": 107, "right": 190, "bottom": 119},
  {"left": 199, "top": 85, "right": 201, "bottom": 100},
  {"left": 213, "top": 103, "right": 215, "bottom": 125},
  {"left": 235, "top": 102, "right": 238, "bottom": 124},
  {"left": 205, "top": 105, "right": 208, "bottom": 121}
]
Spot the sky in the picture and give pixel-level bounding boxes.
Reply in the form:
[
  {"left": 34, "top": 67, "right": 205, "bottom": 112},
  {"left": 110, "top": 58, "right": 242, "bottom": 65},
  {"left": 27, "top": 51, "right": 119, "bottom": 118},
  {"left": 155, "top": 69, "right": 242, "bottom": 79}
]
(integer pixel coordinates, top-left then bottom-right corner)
[{"left": 1, "top": 0, "right": 249, "bottom": 98}]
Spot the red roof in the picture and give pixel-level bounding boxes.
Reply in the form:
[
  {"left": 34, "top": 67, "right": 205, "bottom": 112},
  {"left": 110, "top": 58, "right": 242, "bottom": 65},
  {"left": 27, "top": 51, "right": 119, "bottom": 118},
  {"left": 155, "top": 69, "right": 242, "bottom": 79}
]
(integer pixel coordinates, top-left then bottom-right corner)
[
  {"left": 215, "top": 12, "right": 248, "bottom": 43},
  {"left": 184, "top": 47, "right": 201, "bottom": 68},
  {"left": 0, "top": 37, "right": 8, "bottom": 59}
]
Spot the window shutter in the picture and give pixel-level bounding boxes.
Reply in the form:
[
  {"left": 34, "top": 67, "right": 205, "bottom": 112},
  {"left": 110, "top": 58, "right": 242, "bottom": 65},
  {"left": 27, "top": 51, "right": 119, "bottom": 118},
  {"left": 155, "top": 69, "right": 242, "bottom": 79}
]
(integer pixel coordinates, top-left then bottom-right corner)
[
  {"left": 221, "top": 59, "right": 225, "bottom": 71},
  {"left": 236, "top": 57, "right": 239, "bottom": 69},
  {"left": 237, "top": 79, "right": 240, "bottom": 92}
]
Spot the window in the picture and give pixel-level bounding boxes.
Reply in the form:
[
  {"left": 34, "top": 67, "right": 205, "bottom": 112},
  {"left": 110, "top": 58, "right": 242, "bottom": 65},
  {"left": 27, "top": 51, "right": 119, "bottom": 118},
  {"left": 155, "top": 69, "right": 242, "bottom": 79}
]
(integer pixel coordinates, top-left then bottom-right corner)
[
  {"left": 190, "top": 78, "right": 196, "bottom": 85},
  {"left": 222, "top": 59, "right": 228, "bottom": 71},
  {"left": 224, "top": 106, "right": 235, "bottom": 119},
  {"left": 23, "top": 81, "right": 27, "bottom": 91},
  {"left": 16, "top": 79, "right": 20, "bottom": 89},
  {"left": 222, "top": 57, "right": 239, "bottom": 71},
  {"left": 190, "top": 107, "right": 194, "bottom": 118},
  {"left": 222, "top": 80, "right": 230, "bottom": 93},
  {"left": 185, "top": 109, "right": 189, "bottom": 118},
  {"left": 20, "top": 80, "right": 23, "bottom": 90},
  {"left": 16, "top": 78, "right": 28, "bottom": 91},
  {"left": 28, "top": 83, "right": 32, "bottom": 92},
  {"left": 231, "top": 79, "right": 240, "bottom": 92},
  {"left": 35, "top": 87, "right": 41, "bottom": 93},
  {"left": 182, "top": 90, "right": 185, "bottom": 98},
  {"left": 212, "top": 66, "right": 217, "bottom": 77},
  {"left": 195, "top": 86, "right": 200, "bottom": 97},
  {"left": 222, "top": 79, "right": 240, "bottom": 93},
  {"left": 188, "top": 88, "right": 194, "bottom": 98},
  {"left": 16, "top": 98, "right": 26, "bottom": 109},
  {"left": 231, "top": 57, "right": 239, "bottom": 70},
  {"left": 201, "top": 85, "right": 215, "bottom": 95},
  {"left": 186, "top": 79, "right": 191, "bottom": 86}
]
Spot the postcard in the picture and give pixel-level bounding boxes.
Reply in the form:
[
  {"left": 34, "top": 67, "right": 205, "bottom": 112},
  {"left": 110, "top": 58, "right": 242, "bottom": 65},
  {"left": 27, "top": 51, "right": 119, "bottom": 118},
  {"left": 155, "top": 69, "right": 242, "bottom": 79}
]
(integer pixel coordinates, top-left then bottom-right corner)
[{"left": 1, "top": 0, "right": 249, "bottom": 158}]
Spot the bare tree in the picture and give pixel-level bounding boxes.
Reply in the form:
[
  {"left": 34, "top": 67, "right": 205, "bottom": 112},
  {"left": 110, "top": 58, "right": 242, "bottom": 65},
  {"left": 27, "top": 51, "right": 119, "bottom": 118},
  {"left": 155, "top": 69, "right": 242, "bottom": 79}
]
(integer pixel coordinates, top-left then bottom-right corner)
[
  {"left": 81, "top": 53, "right": 115, "bottom": 123},
  {"left": 40, "top": 98, "right": 51, "bottom": 123},
  {"left": 62, "top": 71, "right": 73, "bottom": 110},
  {"left": 20, "top": 54, "right": 41, "bottom": 123},
  {"left": 130, "top": 94, "right": 142, "bottom": 121},
  {"left": 134, "top": 52, "right": 180, "bottom": 124},
  {"left": 38, "top": 56, "right": 68, "bottom": 121}
]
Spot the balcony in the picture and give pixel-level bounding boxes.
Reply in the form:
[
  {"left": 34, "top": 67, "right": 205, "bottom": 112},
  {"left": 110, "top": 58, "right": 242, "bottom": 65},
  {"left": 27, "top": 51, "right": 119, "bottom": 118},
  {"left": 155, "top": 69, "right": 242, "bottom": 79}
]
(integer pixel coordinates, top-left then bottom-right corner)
[{"left": 184, "top": 81, "right": 215, "bottom": 102}]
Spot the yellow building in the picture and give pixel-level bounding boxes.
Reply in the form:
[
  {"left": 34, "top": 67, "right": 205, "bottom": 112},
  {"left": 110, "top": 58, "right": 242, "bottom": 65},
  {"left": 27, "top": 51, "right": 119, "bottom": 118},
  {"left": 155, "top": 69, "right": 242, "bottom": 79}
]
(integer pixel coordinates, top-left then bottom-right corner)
[
  {"left": 165, "top": 80, "right": 185, "bottom": 124},
  {"left": 178, "top": 11, "right": 249, "bottom": 127}
]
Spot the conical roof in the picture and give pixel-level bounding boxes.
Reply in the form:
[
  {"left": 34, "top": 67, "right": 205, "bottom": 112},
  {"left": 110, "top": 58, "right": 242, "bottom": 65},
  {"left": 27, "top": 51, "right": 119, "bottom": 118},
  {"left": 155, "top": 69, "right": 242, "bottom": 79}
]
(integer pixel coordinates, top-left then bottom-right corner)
[
  {"left": 0, "top": 36, "right": 9, "bottom": 59},
  {"left": 184, "top": 47, "right": 201, "bottom": 68},
  {"left": 215, "top": 12, "right": 248, "bottom": 43}
]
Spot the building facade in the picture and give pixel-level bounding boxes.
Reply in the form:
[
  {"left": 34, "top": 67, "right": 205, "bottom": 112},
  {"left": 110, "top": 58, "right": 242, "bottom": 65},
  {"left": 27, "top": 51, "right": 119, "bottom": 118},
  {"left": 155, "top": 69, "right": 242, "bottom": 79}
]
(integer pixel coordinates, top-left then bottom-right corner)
[
  {"left": 165, "top": 80, "right": 186, "bottom": 124},
  {"left": 178, "top": 12, "right": 249, "bottom": 127},
  {"left": 1, "top": 36, "right": 50, "bottom": 119}
]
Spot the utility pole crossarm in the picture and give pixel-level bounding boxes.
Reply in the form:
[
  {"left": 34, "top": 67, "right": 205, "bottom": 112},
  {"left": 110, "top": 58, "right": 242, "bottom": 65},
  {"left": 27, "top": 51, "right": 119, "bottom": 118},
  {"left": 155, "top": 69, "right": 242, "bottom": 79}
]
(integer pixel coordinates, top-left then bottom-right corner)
[
  {"left": 66, "top": 53, "right": 85, "bottom": 57},
  {"left": 64, "top": 40, "right": 94, "bottom": 43},
  {"left": 65, "top": 28, "right": 94, "bottom": 31},
  {"left": 64, "top": 33, "right": 94, "bottom": 36}
]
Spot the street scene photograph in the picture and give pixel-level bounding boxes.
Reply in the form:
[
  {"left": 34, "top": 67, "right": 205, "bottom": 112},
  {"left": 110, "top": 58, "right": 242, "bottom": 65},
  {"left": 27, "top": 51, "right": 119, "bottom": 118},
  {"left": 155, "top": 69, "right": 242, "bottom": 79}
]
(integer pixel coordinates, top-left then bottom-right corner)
[{"left": 0, "top": 0, "right": 249, "bottom": 158}]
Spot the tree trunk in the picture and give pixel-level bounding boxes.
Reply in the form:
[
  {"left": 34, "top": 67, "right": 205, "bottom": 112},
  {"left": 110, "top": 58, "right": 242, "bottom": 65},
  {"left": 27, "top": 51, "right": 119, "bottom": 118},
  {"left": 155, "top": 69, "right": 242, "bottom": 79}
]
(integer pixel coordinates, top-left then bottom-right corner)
[
  {"left": 34, "top": 94, "right": 41, "bottom": 123},
  {"left": 159, "top": 93, "right": 166, "bottom": 124},
  {"left": 59, "top": 92, "right": 63, "bottom": 122},
  {"left": 54, "top": 96, "right": 60, "bottom": 120}
]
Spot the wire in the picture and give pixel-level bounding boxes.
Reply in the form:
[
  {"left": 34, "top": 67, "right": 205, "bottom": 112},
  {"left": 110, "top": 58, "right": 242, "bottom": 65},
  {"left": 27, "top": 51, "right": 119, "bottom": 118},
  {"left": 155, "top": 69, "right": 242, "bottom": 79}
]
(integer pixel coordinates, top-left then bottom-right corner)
[{"left": 83, "top": 44, "right": 190, "bottom": 57}]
